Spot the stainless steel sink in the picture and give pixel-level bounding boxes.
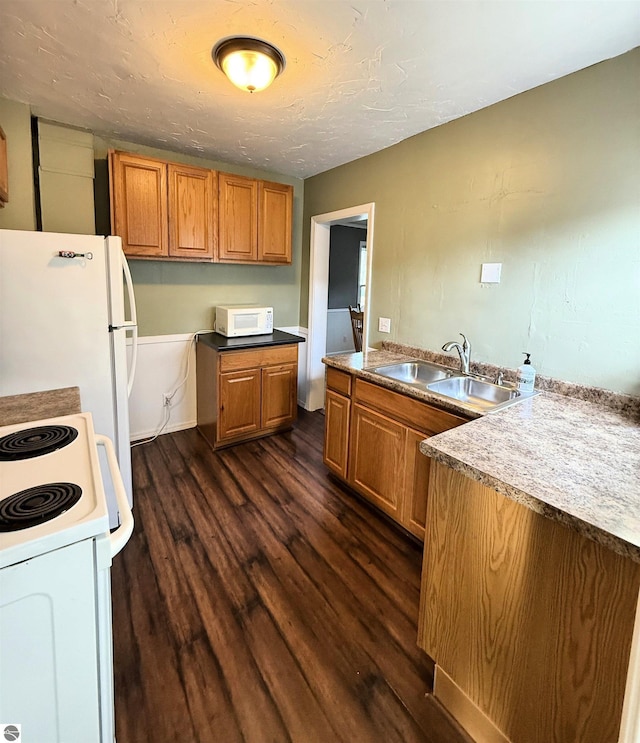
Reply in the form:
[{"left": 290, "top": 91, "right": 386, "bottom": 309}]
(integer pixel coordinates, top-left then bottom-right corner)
[
  {"left": 427, "top": 375, "right": 538, "bottom": 412},
  {"left": 369, "top": 360, "right": 454, "bottom": 385}
]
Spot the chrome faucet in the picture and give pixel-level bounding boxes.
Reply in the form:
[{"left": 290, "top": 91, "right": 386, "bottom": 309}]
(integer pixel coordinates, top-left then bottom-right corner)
[{"left": 442, "top": 333, "right": 471, "bottom": 374}]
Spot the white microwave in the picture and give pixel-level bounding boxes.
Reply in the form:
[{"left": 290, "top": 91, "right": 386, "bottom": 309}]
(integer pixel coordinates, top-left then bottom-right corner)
[{"left": 215, "top": 305, "right": 274, "bottom": 337}]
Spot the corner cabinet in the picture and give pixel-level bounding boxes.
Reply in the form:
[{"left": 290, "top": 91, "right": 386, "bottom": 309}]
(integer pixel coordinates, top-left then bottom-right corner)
[
  {"left": 197, "top": 341, "right": 298, "bottom": 450},
  {"left": 218, "top": 172, "right": 292, "bottom": 264},
  {"left": 109, "top": 150, "right": 292, "bottom": 264},
  {"left": 323, "top": 368, "right": 468, "bottom": 540}
]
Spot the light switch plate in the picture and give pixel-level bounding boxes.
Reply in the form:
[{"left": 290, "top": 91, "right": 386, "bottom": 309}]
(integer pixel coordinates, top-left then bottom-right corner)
[
  {"left": 378, "top": 317, "right": 391, "bottom": 333},
  {"left": 481, "top": 262, "right": 502, "bottom": 283}
]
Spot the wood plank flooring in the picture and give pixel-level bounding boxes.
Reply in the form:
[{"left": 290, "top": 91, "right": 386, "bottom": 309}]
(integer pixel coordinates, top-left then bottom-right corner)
[{"left": 111, "top": 408, "right": 473, "bottom": 743}]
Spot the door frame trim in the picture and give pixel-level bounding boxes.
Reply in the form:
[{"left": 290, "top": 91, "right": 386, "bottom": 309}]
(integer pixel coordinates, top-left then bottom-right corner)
[{"left": 305, "top": 202, "right": 375, "bottom": 411}]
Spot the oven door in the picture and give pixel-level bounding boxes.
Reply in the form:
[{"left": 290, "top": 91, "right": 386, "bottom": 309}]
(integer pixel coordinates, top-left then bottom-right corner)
[{"left": 0, "top": 538, "right": 109, "bottom": 742}]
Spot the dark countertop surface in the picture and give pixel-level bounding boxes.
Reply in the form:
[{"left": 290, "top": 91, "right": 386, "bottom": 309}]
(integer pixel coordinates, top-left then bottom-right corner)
[{"left": 197, "top": 330, "right": 305, "bottom": 352}]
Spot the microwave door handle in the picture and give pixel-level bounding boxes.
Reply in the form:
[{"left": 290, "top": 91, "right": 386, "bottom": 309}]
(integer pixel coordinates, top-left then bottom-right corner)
[{"left": 96, "top": 434, "right": 134, "bottom": 557}]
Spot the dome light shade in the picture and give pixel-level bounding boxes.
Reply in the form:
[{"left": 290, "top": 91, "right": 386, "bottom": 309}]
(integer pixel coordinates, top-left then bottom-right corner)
[{"left": 212, "top": 37, "right": 285, "bottom": 93}]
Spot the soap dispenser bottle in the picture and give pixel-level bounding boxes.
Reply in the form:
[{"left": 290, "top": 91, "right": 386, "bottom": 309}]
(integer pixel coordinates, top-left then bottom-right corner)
[{"left": 516, "top": 353, "right": 536, "bottom": 392}]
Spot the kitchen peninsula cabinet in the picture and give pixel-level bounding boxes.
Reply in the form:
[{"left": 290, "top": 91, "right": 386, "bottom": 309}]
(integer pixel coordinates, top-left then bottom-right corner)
[
  {"left": 218, "top": 172, "right": 293, "bottom": 264},
  {"left": 419, "top": 460, "right": 640, "bottom": 743},
  {"left": 196, "top": 331, "right": 302, "bottom": 450},
  {"left": 323, "top": 369, "right": 467, "bottom": 539},
  {"left": 109, "top": 150, "right": 216, "bottom": 261}
]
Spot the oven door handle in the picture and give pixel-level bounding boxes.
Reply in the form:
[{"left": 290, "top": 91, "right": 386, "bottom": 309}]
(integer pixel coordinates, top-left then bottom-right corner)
[{"left": 96, "top": 434, "right": 134, "bottom": 558}]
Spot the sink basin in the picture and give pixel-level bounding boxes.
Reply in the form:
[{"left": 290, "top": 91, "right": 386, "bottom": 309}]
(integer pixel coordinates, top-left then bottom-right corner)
[
  {"left": 427, "top": 375, "right": 537, "bottom": 412},
  {"left": 370, "top": 361, "right": 453, "bottom": 385}
]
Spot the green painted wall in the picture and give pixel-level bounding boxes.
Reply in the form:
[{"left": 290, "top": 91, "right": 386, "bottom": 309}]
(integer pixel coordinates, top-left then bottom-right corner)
[
  {"left": 0, "top": 98, "right": 36, "bottom": 230},
  {"left": 93, "top": 137, "right": 304, "bottom": 337},
  {"left": 303, "top": 49, "right": 640, "bottom": 395}
]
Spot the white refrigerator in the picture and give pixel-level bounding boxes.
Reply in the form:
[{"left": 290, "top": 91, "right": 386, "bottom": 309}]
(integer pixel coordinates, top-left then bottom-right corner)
[{"left": 0, "top": 229, "right": 138, "bottom": 528}]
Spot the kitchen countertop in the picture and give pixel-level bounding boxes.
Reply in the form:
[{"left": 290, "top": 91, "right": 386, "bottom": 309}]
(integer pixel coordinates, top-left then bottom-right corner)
[
  {"left": 323, "top": 350, "right": 640, "bottom": 563},
  {"left": 197, "top": 330, "right": 305, "bottom": 352},
  {"left": 324, "top": 349, "right": 484, "bottom": 419}
]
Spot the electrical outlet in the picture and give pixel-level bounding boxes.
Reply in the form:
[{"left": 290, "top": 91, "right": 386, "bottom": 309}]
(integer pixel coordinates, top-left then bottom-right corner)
[
  {"left": 378, "top": 317, "right": 391, "bottom": 333},
  {"left": 162, "top": 393, "right": 172, "bottom": 407}
]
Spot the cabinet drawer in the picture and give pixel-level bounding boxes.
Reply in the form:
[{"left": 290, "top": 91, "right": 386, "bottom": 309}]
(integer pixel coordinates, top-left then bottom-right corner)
[
  {"left": 326, "top": 367, "right": 352, "bottom": 396},
  {"left": 354, "top": 379, "right": 467, "bottom": 435},
  {"left": 219, "top": 344, "right": 298, "bottom": 373}
]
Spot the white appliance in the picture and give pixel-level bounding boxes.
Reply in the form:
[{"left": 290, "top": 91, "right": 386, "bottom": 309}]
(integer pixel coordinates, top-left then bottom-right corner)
[
  {"left": 0, "top": 229, "right": 138, "bottom": 528},
  {"left": 214, "top": 304, "right": 273, "bottom": 337},
  {"left": 0, "top": 412, "right": 134, "bottom": 742}
]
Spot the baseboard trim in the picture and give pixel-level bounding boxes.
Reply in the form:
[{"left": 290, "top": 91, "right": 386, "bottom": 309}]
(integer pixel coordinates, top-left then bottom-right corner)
[
  {"left": 434, "top": 665, "right": 511, "bottom": 743},
  {"left": 130, "top": 418, "right": 196, "bottom": 442}
]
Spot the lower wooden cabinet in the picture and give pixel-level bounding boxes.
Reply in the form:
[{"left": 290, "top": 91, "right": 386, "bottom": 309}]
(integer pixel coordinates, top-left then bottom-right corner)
[
  {"left": 218, "top": 368, "right": 261, "bottom": 439},
  {"left": 323, "top": 390, "right": 351, "bottom": 479},
  {"left": 323, "top": 368, "right": 467, "bottom": 539},
  {"left": 197, "top": 341, "right": 298, "bottom": 450},
  {"left": 262, "top": 363, "right": 297, "bottom": 428},
  {"left": 349, "top": 403, "right": 406, "bottom": 522}
]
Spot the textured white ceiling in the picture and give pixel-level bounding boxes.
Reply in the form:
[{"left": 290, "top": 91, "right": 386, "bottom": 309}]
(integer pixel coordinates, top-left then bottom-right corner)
[{"left": 1, "top": 0, "right": 639, "bottom": 178}]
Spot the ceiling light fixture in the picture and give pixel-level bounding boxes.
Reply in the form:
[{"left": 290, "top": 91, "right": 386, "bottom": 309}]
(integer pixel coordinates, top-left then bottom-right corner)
[{"left": 212, "top": 36, "right": 285, "bottom": 93}]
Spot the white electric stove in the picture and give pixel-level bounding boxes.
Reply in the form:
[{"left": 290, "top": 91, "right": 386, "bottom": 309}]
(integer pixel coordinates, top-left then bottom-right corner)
[{"left": 0, "top": 412, "right": 134, "bottom": 743}]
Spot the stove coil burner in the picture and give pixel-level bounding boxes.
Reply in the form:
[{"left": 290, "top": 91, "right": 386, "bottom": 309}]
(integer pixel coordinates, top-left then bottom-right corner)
[
  {"left": 0, "top": 425, "right": 78, "bottom": 461},
  {"left": 0, "top": 483, "right": 82, "bottom": 531}
]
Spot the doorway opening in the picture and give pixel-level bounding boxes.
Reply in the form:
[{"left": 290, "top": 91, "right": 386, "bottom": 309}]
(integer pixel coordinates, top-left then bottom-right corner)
[
  {"left": 305, "top": 202, "right": 375, "bottom": 411},
  {"left": 326, "top": 222, "right": 368, "bottom": 356}
]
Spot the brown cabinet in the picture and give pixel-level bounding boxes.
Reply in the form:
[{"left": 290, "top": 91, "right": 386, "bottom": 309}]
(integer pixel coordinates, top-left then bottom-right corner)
[
  {"left": 258, "top": 180, "right": 292, "bottom": 263},
  {"left": 349, "top": 403, "right": 406, "bottom": 522},
  {"left": 323, "top": 368, "right": 352, "bottom": 479},
  {"left": 218, "top": 172, "right": 292, "bottom": 264},
  {"left": 168, "top": 163, "right": 217, "bottom": 260},
  {"left": 109, "top": 151, "right": 216, "bottom": 261},
  {"left": 109, "top": 151, "right": 168, "bottom": 258},
  {"left": 323, "top": 369, "right": 467, "bottom": 539},
  {"left": 197, "top": 341, "right": 298, "bottom": 450},
  {"left": 262, "top": 363, "right": 297, "bottom": 428},
  {"left": 109, "top": 151, "right": 292, "bottom": 264}
]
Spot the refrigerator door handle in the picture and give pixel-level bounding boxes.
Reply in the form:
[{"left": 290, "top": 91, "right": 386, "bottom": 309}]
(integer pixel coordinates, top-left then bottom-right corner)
[
  {"left": 121, "top": 249, "right": 139, "bottom": 397},
  {"left": 96, "top": 433, "right": 134, "bottom": 558}
]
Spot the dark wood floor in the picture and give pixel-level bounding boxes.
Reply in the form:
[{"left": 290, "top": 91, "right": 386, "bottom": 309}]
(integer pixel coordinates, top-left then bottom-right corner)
[{"left": 111, "top": 408, "right": 472, "bottom": 743}]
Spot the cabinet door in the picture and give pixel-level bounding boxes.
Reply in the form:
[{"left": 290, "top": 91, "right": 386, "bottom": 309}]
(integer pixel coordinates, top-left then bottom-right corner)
[
  {"left": 323, "top": 390, "right": 350, "bottom": 479},
  {"left": 109, "top": 152, "right": 168, "bottom": 257},
  {"left": 218, "top": 172, "right": 258, "bottom": 262},
  {"left": 262, "top": 363, "right": 297, "bottom": 428},
  {"left": 218, "top": 368, "right": 261, "bottom": 440},
  {"left": 402, "top": 428, "right": 432, "bottom": 540},
  {"left": 258, "top": 180, "right": 293, "bottom": 264},
  {"left": 168, "top": 164, "right": 216, "bottom": 260},
  {"left": 349, "top": 403, "right": 406, "bottom": 521}
]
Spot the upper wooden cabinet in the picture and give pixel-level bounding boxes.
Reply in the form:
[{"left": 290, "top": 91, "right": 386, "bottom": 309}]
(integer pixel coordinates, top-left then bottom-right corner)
[
  {"left": 218, "top": 172, "right": 258, "bottom": 262},
  {"left": 218, "top": 172, "right": 293, "bottom": 265},
  {"left": 258, "top": 180, "right": 293, "bottom": 263},
  {"left": 109, "top": 151, "right": 292, "bottom": 264},
  {"left": 168, "top": 163, "right": 217, "bottom": 260},
  {"left": 109, "top": 151, "right": 216, "bottom": 261},
  {"left": 109, "top": 151, "right": 168, "bottom": 258}
]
